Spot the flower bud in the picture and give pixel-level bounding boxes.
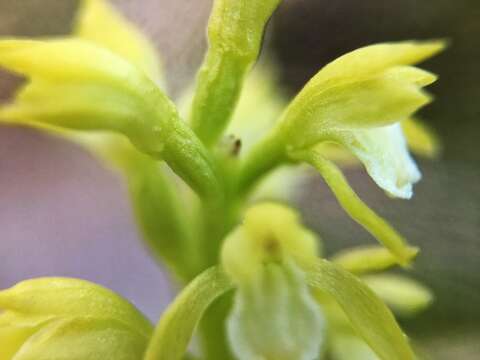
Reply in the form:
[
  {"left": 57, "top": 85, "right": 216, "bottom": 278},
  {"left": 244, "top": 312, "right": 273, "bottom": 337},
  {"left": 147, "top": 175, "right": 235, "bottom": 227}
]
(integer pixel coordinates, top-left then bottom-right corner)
[{"left": 0, "top": 277, "right": 152, "bottom": 360}]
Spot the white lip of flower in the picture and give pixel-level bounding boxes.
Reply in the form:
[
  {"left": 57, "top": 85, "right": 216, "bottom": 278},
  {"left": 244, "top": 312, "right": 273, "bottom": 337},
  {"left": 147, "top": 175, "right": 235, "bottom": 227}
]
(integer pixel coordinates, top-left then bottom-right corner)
[{"left": 334, "top": 122, "right": 422, "bottom": 199}]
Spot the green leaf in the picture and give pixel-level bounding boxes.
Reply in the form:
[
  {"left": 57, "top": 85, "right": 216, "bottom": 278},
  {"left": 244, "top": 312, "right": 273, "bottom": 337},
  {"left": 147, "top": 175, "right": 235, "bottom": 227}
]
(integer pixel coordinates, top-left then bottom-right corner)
[
  {"left": 75, "top": 0, "right": 164, "bottom": 87},
  {"left": 297, "top": 151, "right": 418, "bottom": 265},
  {"left": 190, "top": 0, "right": 281, "bottom": 145},
  {"left": 0, "top": 38, "right": 219, "bottom": 198},
  {"left": 145, "top": 267, "right": 233, "bottom": 360},
  {"left": 331, "top": 246, "right": 402, "bottom": 274},
  {"left": 303, "top": 259, "right": 415, "bottom": 360},
  {"left": 362, "top": 274, "right": 434, "bottom": 317}
]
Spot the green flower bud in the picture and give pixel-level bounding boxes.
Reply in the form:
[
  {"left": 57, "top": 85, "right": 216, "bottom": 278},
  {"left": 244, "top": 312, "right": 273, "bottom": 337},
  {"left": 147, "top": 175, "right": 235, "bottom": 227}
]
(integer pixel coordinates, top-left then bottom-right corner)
[
  {"left": 0, "top": 277, "right": 152, "bottom": 360},
  {"left": 190, "top": 0, "right": 282, "bottom": 145}
]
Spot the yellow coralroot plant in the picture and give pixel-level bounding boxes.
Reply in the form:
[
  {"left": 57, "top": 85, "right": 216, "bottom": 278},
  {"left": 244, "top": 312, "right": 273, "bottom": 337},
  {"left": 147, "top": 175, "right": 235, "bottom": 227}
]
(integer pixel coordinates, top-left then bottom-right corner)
[{"left": 0, "top": 0, "right": 444, "bottom": 359}]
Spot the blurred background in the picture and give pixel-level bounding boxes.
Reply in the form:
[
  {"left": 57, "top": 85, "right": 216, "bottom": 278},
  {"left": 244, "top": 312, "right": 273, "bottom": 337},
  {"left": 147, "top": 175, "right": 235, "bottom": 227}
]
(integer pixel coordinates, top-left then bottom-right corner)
[{"left": 0, "top": 1, "right": 479, "bottom": 358}]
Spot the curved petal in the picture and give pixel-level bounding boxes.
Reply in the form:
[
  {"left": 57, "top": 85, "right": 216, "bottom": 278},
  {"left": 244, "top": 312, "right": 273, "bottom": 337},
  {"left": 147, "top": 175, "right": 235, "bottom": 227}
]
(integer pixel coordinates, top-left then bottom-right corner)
[
  {"left": 308, "top": 41, "right": 444, "bottom": 86},
  {"left": 0, "top": 312, "right": 54, "bottom": 360},
  {"left": 303, "top": 259, "right": 415, "bottom": 360},
  {"left": 0, "top": 277, "right": 152, "bottom": 339},
  {"left": 294, "top": 150, "right": 418, "bottom": 265},
  {"left": 13, "top": 317, "right": 149, "bottom": 360},
  {"left": 144, "top": 267, "right": 233, "bottom": 360},
  {"left": 75, "top": 0, "right": 164, "bottom": 86},
  {"left": 331, "top": 246, "right": 401, "bottom": 275}
]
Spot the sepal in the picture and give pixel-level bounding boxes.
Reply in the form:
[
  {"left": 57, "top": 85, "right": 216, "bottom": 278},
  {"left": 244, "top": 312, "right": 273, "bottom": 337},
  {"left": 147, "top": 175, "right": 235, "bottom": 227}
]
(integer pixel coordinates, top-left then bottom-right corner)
[{"left": 0, "top": 277, "right": 152, "bottom": 360}]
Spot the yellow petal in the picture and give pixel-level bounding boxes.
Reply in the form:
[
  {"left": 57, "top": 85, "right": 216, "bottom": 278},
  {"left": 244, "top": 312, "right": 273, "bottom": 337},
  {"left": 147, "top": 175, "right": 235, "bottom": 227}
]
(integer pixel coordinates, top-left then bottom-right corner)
[
  {"left": 13, "top": 317, "right": 149, "bottom": 360},
  {"left": 0, "top": 277, "right": 152, "bottom": 338},
  {"left": 402, "top": 118, "right": 441, "bottom": 157},
  {"left": 295, "top": 150, "right": 418, "bottom": 265},
  {"left": 362, "top": 274, "right": 434, "bottom": 317},
  {"left": 75, "top": 0, "right": 164, "bottom": 86},
  {"left": 331, "top": 246, "right": 411, "bottom": 274},
  {"left": 310, "top": 41, "right": 445, "bottom": 86},
  {"left": 0, "top": 312, "right": 54, "bottom": 360}
]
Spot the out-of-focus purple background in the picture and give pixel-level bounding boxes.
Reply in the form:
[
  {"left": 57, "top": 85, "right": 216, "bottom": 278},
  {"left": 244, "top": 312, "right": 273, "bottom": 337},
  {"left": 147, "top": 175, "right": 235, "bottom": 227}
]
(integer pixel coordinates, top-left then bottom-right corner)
[{"left": 1, "top": 1, "right": 479, "bottom": 358}]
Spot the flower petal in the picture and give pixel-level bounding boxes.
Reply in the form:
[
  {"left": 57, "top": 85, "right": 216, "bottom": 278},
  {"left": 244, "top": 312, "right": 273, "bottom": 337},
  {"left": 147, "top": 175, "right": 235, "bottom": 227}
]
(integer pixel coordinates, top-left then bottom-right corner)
[
  {"left": 402, "top": 118, "right": 441, "bottom": 157},
  {"left": 227, "top": 262, "right": 325, "bottom": 360},
  {"left": 13, "top": 317, "right": 148, "bottom": 360},
  {"left": 294, "top": 150, "right": 417, "bottom": 265},
  {"left": 75, "top": 0, "right": 164, "bottom": 86},
  {"left": 0, "top": 312, "right": 54, "bottom": 360},
  {"left": 0, "top": 277, "right": 152, "bottom": 339},
  {"left": 331, "top": 246, "right": 403, "bottom": 275},
  {"left": 336, "top": 123, "right": 422, "bottom": 199},
  {"left": 310, "top": 41, "right": 444, "bottom": 85},
  {"left": 362, "top": 274, "right": 434, "bottom": 317}
]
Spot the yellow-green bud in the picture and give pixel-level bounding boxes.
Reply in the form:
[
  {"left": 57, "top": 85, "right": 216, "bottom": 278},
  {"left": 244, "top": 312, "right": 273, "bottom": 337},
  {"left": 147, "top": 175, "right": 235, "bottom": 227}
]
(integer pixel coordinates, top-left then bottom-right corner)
[{"left": 0, "top": 277, "right": 152, "bottom": 360}]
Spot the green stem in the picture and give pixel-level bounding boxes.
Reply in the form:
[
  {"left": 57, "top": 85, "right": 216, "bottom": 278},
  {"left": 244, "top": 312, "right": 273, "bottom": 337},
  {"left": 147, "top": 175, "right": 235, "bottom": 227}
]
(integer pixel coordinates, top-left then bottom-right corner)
[{"left": 236, "top": 131, "right": 287, "bottom": 196}]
